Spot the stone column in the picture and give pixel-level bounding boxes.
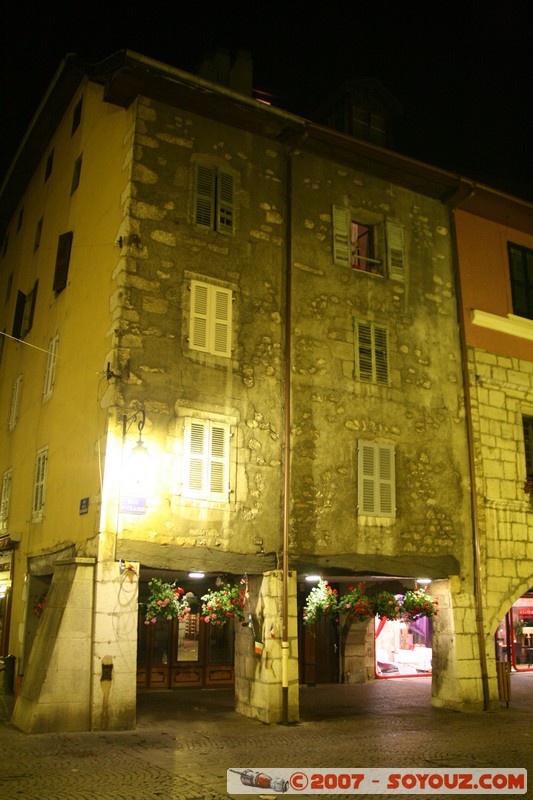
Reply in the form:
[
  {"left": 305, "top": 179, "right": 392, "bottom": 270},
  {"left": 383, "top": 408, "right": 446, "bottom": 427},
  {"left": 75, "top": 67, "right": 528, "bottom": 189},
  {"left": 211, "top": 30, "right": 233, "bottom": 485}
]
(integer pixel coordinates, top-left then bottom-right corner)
[{"left": 235, "top": 570, "right": 299, "bottom": 723}]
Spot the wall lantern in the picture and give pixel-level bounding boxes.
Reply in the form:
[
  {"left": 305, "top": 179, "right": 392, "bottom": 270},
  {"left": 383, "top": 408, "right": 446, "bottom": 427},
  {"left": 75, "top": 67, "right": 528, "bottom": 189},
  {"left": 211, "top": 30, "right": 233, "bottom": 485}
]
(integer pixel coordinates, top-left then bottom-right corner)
[{"left": 120, "top": 409, "right": 151, "bottom": 512}]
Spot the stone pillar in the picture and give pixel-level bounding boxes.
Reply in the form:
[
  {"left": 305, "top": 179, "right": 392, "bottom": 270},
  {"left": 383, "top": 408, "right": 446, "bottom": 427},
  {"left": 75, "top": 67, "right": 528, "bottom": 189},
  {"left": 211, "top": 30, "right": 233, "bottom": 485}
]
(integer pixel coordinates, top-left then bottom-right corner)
[
  {"left": 342, "top": 618, "right": 375, "bottom": 683},
  {"left": 90, "top": 559, "right": 139, "bottom": 730},
  {"left": 431, "top": 577, "right": 499, "bottom": 711},
  {"left": 235, "top": 570, "right": 299, "bottom": 723},
  {"left": 12, "top": 557, "right": 95, "bottom": 733}
]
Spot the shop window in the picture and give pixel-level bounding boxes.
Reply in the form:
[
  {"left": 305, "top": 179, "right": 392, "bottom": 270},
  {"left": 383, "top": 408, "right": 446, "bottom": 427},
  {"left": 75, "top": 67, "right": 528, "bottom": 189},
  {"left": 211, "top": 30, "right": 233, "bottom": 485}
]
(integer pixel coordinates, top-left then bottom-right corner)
[
  {"left": 53, "top": 231, "right": 73, "bottom": 295},
  {"left": 182, "top": 418, "right": 230, "bottom": 502},
  {"left": 193, "top": 163, "right": 234, "bottom": 233},
  {"left": 355, "top": 319, "right": 389, "bottom": 385},
  {"left": 0, "top": 469, "right": 12, "bottom": 532},
  {"left": 8, "top": 374, "right": 22, "bottom": 431},
  {"left": 32, "top": 448, "right": 48, "bottom": 521},
  {"left": 358, "top": 440, "right": 396, "bottom": 517},
  {"left": 509, "top": 242, "right": 533, "bottom": 321},
  {"left": 43, "top": 335, "right": 59, "bottom": 401},
  {"left": 189, "top": 279, "right": 232, "bottom": 358}
]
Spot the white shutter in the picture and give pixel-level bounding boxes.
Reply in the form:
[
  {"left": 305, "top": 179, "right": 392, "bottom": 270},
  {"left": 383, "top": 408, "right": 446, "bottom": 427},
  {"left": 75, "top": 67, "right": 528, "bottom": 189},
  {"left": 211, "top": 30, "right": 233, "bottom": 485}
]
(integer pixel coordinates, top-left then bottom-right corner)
[
  {"left": 194, "top": 164, "right": 216, "bottom": 228},
  {"left": 358, "top": 441, "right": 395, "bottom": 517},
  {"left": 184, "top": 419, "right": 208, "bottom": 498},
  {"left": 332, "top": 205, "right": 351, "bottom": 267},
  {"left": 208, "top": 423, "right": 229, "bottom": 500},
  {"left": 0, "top": 470, "right": 12, "bottom": 531},
  {"left": 32, "top": 448, "right": 48, "bottom": 519},
  {"left": 211, "top": 287, "right": 232, "bottom": 357},
  {"left": 386, "top": 221, "right": 405, "bottom": 281},
  {"left": 8, "top": 374, "right": 23, "bottom": 430},
  {"left": 217, "top": 170, "right": 234, "bottom": 233},
  {"left": 43, "top": 335, "right": 59, "bottom": 400},
  {"left": 190, "top": 281, "right": 209, "bottom": 352}
]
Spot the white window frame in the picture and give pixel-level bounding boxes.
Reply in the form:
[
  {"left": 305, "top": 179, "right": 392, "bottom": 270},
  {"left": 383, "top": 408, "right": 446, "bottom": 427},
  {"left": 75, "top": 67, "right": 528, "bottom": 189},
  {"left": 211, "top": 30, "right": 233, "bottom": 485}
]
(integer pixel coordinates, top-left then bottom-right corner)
[
  {"left": 194, "top": 163, "right": 235, "bottom": 234},
  {"left": 358, "top": 441, "right": 396, "bottom": 517},
  {"left": 0, "top": 469, "right": 12, "bottom": 532},
  {"left": 355, "top": 320, "right": 389, "bottom": 385},
  {"left": 189, "top": 280, "right": 232, "bottom": 358},
  {"left": 8, "top": 374, "right": 23, "bottom": 431},
  {"left": 32, "top": 448, "right": 48, "bottom": 521},
  {"left": 182, "top": 418, "right": 230, "bottom": 502},
  {"left": 43, "top": 334, "right": 59, "bottom": 400}
]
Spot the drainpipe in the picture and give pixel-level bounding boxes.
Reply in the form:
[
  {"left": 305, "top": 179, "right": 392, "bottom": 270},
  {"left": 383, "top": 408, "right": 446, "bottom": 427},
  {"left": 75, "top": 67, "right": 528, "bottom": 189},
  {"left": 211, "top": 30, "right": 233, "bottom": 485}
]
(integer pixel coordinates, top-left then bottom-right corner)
[
  {"left": 281, "top": 127, "right": 308, "bottom": 725},
  {"left": 449, "top": 200, "right": 491, "bottom": 710}
]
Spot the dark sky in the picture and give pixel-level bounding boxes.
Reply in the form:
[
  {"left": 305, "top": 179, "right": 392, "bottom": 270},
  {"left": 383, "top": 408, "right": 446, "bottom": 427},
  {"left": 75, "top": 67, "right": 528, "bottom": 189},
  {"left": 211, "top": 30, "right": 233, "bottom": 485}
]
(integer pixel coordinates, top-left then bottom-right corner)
[{"left": 1, "top": 0, "right": 533, "bottom": 201}]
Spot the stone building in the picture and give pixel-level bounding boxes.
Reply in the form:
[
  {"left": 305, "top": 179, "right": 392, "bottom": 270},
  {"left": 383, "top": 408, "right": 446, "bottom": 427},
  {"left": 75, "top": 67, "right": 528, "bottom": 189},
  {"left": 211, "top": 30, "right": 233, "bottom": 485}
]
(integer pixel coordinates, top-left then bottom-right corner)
[{"left": 0, "top": 49, "right": 522, "bottom": 732}]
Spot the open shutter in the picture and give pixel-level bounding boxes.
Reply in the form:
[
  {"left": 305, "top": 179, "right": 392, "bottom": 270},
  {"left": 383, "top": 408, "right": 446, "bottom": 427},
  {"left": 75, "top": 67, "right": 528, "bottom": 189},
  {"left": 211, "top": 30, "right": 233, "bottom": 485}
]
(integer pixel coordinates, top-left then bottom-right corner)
[
  {"left": 53, "top": 232, "right": 73, "bottom": 294},
  {"left": 33, "top": 449, "right": 48, "bottom": 518},
  {"left": 194, "top": 165, "right": 216, "bottom": 228},
  {"left": 374, "top": 324, "right": 389, "bottom": 385},
  {"left": 358, "top": 441, "right": 395, "bottom": 517},
  {"left": 12, "top": 291, "right": 26, "bottom": 339},
  {"left": 386, "top": 221, "right": 405, "bottom": 281},
  {"left": 190, "top": 281, "right": 209, "bottom": 352},
  {"left": 217, "top": 170, "right": 234, "bottom": 233},
  {"left": 332, "top": 205, "right": 351, "bottom": 266},
  {"left": 211, "top": 287, "right": 232, "bottom": 357},
  {"left": 21, "top": 281, "right": 38, "bottom": 338},
  {"left": 208, "top": 423, "right": 229, "bottom": 500}
]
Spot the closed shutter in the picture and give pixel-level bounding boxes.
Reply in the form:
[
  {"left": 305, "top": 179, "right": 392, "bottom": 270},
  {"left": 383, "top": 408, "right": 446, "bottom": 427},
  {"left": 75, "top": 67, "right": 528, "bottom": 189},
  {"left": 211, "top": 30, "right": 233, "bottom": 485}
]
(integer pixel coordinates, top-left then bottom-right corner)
[
  {"left": 212, "top": 287, "right": 232, "bottom": 357},
  {"left": 190, "top": 281, "right": 209, "bottom": 351},
  {"left": 53, "top": 232, "right": 73, "bottom": 294},
  {"left": 0, "top": 470, "right": 12, "bottom": 531},
  {"left": 183, "top": 419, "right": 229, "bottom": 501},
  {"left": 217, "top": 170, "right": 234, "bottom": 233},
  {"left": 356, "top": 321, "right": 374, "bottom": 382},
  {"left": 190, "top": 281, "right": 232, "bottom": 357},
  {"left": 374, "top": 324, "right": 389, "bottom": 385},
  {"left": 194, "top": 164, "right": 216, "bottom": 228},
  {"left": 8, "top": 374, "right": 22, "bottom": 431},
  {"left": 332, "top": 205, "right": 351, "bottom": 267},
  {"left": 209, "top": 423, "right": 228, "bottom": 498},
  {"left": 33, "top": 449, "right": 48, "bottom": 518},
  {"left": 43, "top": 335, "right": 59, "bottom": 399},
  {"left": 355, "top": 320, "right": 389, "bottom": 385},
  {"left": 386, "top": 221, "right": 405, "bottom": 281},
  {"left": 358, "top": 441, "right": 395, "bottom": 517}
]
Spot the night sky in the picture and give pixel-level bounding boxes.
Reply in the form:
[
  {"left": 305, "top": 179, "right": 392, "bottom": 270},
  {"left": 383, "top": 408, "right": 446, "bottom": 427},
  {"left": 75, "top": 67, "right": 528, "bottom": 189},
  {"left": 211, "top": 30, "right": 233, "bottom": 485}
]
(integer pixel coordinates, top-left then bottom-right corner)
[{"left": 1, "top": 0, "right": 532, "bottom": 202}]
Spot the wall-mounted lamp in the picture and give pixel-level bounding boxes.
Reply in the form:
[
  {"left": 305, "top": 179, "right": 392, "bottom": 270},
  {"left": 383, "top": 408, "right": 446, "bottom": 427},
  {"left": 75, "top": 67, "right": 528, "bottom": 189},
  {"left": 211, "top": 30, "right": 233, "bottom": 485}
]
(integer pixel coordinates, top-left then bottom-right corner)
[{"left": 123, "top": 409, "right": 148, "bottom": 457}]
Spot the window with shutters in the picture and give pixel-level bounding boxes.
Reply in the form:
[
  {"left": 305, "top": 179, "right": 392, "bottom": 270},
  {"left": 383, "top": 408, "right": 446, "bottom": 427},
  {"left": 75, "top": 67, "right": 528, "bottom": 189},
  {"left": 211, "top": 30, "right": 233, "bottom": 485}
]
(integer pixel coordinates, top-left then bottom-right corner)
[
  {"left": 358, "top": 441, "right": 396, "bottom": 518},
  {"left": 34, "top": 217, "right": 43, "bottom": 251},
  {"left": 43, "top": 335, "right": 59, "bottom": 401},
  {"left": 70, "top": 154, "right": 82, "bottom": 195},
  {"left": 53, "top": 231, "right": 73, "bottom": 295},
  {"left": 12, "top": 280, "right": 38, "bottom": 340},
  {"left": 32, "top": 448, "right": 48, "bottom": 521},
  {"left": 0, "top": 469, "right": 12, "bottom": 532},
  {"left": 8, "top": 374, "right": 22, "bottom": 431},
  {"left": 189, "top": 280, "right": 232, "bottom": 358},
  {"left": 509, "top": 243, "right": 533, "bottom": 321},
  {"left": 182, "top": 418, "right": 230, "bottom": 502},
  {"left": 332, "top": 205, "right": 405, "bottom": 281},
  {"left": 193, "top": 163, "right": 235, "bottom": 234},
  {"left": 355, "top": 319, "right": 389, "bottom": 385}
]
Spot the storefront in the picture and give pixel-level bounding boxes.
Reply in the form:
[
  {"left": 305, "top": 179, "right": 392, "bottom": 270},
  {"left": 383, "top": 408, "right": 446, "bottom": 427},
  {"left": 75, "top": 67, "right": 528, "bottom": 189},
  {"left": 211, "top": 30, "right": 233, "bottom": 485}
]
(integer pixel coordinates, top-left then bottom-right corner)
[
  {"left": 495, "top": 590, "right": 533, "bottom": 670},
  {"left": 0, "top": 536, "right": 14, "bottom": 658}
]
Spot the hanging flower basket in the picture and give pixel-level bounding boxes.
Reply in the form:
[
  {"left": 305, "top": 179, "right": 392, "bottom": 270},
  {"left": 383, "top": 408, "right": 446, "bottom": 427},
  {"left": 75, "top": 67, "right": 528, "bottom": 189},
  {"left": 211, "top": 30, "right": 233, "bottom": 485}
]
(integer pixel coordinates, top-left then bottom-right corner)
[
  {"left": 33, "top": 592, "right": 48, "bottom": 618},
  {"left": 337, "top": 583, "right": 374, "bottom": 621},
  {"left": 200, "top": 580, "right": 248, "bottom": 625},
  {"left": 302, "top": 580, "right": 339, "bottom": 626},
  {"left": 144, "top": 578, "right": 191, "bottom": 624},
  {"left": 400, "top": 588, "right": 437, "bottom": 622},
  {"left": 372, "top": 590, "right": 402, "bottom": 621}
]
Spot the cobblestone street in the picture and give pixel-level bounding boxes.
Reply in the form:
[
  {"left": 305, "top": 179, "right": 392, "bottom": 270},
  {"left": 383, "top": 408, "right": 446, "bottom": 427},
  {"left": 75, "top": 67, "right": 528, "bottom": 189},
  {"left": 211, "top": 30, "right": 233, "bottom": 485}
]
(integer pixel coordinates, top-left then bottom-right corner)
[{"left": 1, "top": 674, "right": 532, "bottom": 799}]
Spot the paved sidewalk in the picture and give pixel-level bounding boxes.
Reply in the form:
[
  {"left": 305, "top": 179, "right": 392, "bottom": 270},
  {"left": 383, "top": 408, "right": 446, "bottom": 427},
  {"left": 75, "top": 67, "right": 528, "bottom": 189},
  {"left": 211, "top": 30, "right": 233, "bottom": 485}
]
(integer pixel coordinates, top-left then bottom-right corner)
[{"left": 1, "top": 673, "right": 532, "bottom": 799}]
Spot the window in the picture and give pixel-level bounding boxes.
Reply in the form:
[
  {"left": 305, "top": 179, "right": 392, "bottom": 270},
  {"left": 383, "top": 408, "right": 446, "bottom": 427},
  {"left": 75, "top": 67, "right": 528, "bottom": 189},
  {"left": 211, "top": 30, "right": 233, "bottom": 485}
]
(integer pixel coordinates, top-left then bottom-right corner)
[
  {"left": 332, "top": 206, "right": 405, "bottom": 280},
  {"left": 34, "top": 217, "right": 43, "bottom": 251},
  {"left": 523, "top": 417, "right": 533, "bottom": 479},
  {"left": 45, "top": 149, "right": 54, "bottom": 182},
  {"left": 8, "top": 374, "right": 22, "bottom": 431},
  {"left": 72, "top": 98, "right": 82, "bottom": 134},
  {"left": 53, "top": 231, "right": 73, "bottom": 295},
  {"left": 352, "top": 108, "right": 386, "bottom": 146},
  {"left": 509, "top": 243, "right": 533, "bottom": 320},
  {"left": 355, "top": 319, "right": 389, "bottom": 385},
  {"left": 5, "top": 273, "right": 12, "bottom": 304},
  {"left": 0, "top": 469, "right": 12, "bottom": 532},
  {"left": 16, "top": 207, "right": 24, "bottom": 233},
  {"left": 70, "top": 154, "right": 82, "bottom": 195},
  {"left": 193, "top": 163, "right": 235, "bottom": 233},
  {"left": 43, "top": 335, "right": 59, "bottom": 400},
  {"left": 189, "top": 280, "right": 232, "bottom": 357},
  {"left": 358, "top": 441, "right": 396, "bottom": 517},
  {"left": 182, "top": 418, "right": 230, "bottom": 501},
  {"left": 2, "top": 232, "right": 9, "bottom": 257},
  {"left": 12, "top": 280, "right": 38, "bottom": 339},
  {"left": 32, "top": 448, "right": 48, "bottom": 521}
]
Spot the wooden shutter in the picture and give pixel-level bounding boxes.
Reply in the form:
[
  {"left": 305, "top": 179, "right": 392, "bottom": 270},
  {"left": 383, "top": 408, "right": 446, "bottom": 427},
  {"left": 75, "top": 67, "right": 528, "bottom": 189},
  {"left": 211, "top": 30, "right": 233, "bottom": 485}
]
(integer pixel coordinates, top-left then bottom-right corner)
[
  {"left": 184, "top": 419, "right": 209, "bottom": 498},
  {"left": 356, "top": 320, "right": 373, "bottom": 382},
  {"left": 190, "top": 281, "right": 209, "bottom": 352},
  {"left": 208, "top": 423, "right": 229, "bottom": 499},
  {"left": 358, "top": 441, "right": 395, "bottom": 517},
  {"left": 53, "top": 232, "right": 73, "bottom": 294},
  {"left": 332, "top": 205, "right": 351, "bottom": 266},
  {"left": 43, "top": 335, "right": 59, "bottom": 399},
  {"left": 386, "top": 221, "right": 405, "bottom": 281},
  {"left": 194, "top": 165, "right": 216, "bottom": 228},
  {"left": 374, "top": 324, "right": 389, "bottom": 385},
  {"left": 211, "top": 287, "right": 232, "bottom": 357},
  {"left": 216, "top": 170, "right": 234, "bottom": 233},
  {"left": 33, "top": 449, "right": 48, "bottom": 518},
  {"left": 355, "top": 321, "right": 389, "bottom": 385},
  {"left": 8, "top": 374, "right": 22, "bottom": 431}
]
